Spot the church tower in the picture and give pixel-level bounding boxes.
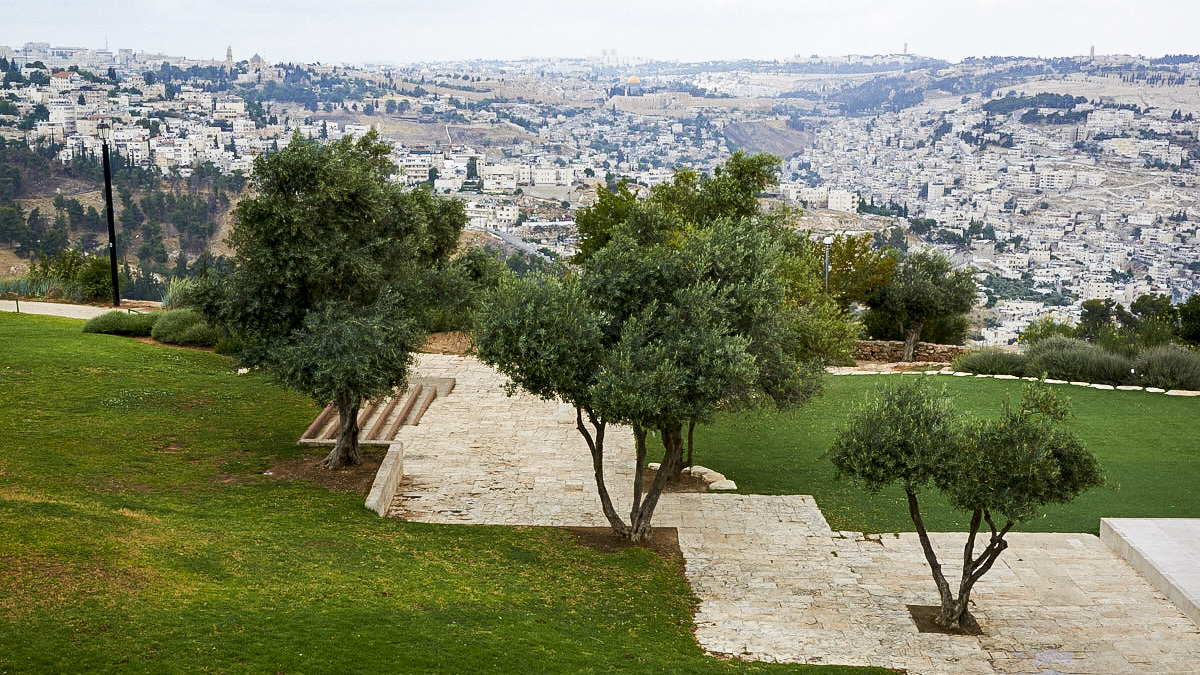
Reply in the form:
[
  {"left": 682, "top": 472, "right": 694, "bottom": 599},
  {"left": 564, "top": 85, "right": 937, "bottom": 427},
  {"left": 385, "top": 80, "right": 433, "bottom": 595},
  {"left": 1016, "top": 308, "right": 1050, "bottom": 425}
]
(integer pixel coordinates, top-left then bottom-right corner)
[{"left": 225, "top": 46, "right": 234, "bottom": 72}]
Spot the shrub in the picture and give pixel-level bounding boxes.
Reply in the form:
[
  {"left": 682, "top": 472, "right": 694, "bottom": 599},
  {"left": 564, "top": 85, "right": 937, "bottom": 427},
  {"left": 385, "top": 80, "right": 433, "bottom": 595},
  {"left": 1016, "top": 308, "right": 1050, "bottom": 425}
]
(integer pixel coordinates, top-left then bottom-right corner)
[
  {"left": 82, "top": 310, "right": 160, "bottom": 336},
  {"left": 1022, "top": 335, "right": 1091, "bottom": 357},
  {"left": 150, "top": 309, "right": 219, "bottom": 347},
  {"left": 952, "top": 348, "right": 1028, "bottom": 376},
  {"left": 78, "top": 258, "right": 114, "bottom": 302},
  {"left": 1132, "top": 345, "right": 1200, "bottom": 391},
  {"left": 1026, "top": 339, "right": 1131, "bottom": 385},
  {"left": 161, "top": 276, "right": 198, "bottom": 309}
]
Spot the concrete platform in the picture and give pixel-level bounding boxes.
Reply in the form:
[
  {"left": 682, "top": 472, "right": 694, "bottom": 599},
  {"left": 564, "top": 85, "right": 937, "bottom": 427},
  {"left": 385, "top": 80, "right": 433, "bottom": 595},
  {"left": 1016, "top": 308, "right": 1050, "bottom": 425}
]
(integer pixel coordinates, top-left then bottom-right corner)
[{"left": 1102, "top": 518, "right": 1200, "bottom": 627}]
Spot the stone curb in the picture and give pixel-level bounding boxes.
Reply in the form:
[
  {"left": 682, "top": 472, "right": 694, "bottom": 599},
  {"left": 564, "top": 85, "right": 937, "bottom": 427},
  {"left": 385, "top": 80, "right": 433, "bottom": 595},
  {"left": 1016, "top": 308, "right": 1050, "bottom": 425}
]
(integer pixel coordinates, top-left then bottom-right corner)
[
  {"left": 647, "top": 462, "right": 738, "bottom": 491},
  {"left": 827, "top": 368, "right": 1200, "bottom": 397},
  {"left": 364, "top": 441, "right": 405, "bottom": 516}
]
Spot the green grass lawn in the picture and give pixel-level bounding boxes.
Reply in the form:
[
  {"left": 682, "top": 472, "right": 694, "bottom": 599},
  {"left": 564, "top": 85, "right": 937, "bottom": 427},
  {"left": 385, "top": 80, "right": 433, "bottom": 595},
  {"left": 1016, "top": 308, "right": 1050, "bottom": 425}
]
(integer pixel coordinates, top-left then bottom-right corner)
[
  {"left": 0, "top": 313, "right": 884, "bottom": 675},
  {"left": 696, "top": 373, "right": 1200, "bottom": 535}
]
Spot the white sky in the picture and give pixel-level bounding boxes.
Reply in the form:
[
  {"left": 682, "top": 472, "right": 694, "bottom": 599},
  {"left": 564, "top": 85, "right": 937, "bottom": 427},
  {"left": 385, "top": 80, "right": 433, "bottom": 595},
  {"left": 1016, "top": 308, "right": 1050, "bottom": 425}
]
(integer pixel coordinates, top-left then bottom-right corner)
[{"left": 6, "top": 1, "right": 1197, "bottom": 65}]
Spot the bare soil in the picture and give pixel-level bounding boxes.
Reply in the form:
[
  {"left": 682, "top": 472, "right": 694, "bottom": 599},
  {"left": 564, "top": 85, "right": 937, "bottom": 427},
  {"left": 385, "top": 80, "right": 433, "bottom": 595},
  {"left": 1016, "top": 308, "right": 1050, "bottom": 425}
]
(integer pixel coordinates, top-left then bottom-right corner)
[
  {"left": 907, "top": 604, "right": 984, "bottom": 636},
  {"left": 564, "top": 526, "right": 685, "bottom": 571},
  {"left": 423, "top": 331, "right": 471, "bottom": 355},
  {"left": 641, "top": 467, "right": 709, "bottom": 493},
  {"left": 265, "top": 449, "right": 386, "bottom": 496},
  {"left": 132, "top": 336, "right": 214, "bottom": 352}
]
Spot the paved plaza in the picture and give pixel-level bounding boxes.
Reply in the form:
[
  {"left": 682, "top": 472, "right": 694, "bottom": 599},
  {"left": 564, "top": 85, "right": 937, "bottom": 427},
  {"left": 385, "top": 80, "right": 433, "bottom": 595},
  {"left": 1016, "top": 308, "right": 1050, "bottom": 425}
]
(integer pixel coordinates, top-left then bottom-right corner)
[{"left": 389, "top": 354, "right": 1200, "bottom": 674}]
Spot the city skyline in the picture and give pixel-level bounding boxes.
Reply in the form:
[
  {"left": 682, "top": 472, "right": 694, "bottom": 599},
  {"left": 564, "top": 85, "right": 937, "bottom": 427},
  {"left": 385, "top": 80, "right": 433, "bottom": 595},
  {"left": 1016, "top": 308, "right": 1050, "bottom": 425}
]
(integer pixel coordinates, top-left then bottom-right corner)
[{"left": 5, "top": 0, "right": 1198, "bottom": 66}]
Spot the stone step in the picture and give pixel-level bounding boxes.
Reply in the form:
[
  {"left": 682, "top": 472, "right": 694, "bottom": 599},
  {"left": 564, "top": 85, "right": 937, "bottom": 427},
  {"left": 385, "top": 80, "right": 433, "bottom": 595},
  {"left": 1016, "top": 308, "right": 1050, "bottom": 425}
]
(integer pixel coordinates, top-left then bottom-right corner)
[{"left": 298, "top": 376, "right": 455, "bottom": 446}]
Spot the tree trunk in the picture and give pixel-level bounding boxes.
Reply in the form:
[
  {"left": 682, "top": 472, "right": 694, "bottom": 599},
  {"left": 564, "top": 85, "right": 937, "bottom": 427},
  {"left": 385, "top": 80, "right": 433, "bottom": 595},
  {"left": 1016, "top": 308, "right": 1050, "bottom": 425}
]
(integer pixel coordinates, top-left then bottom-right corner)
[
  {"left": 902, "top": 319, "right": 925, "bottom": 362},
  {"left": 575, "top": 407, "right": 630, "bottom": 538},
  {"left": 686, "top": 420, "right": 695, "bottom": 468},
  {"left": 630, "top": 424, "right": 685, "bottom": 541},
  {"left": 907, "top": 489, "right": 956, "bottom": 619},
  {"left": 319, "top": 395, "right": 361, "bottom": 469},
  {"left": 667, "top": 421, "right": 695, "bottom": 481},
  {"left": 629, "top": 425, "right": 648, "bottom": 526},
  {"left": 910, "top": 499, "right": 1011, "bottom": 632}
]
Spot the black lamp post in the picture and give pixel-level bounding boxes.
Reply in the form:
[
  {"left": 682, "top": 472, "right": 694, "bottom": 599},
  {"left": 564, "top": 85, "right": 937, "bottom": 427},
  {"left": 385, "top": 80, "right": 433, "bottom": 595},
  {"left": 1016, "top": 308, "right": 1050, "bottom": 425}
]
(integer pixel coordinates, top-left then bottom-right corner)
[
  {"left": 823, "top": 235, "right": 834, "bottom": 294},
  {"left": 98, "top": 122, "right": 120, "bottom": 307}
]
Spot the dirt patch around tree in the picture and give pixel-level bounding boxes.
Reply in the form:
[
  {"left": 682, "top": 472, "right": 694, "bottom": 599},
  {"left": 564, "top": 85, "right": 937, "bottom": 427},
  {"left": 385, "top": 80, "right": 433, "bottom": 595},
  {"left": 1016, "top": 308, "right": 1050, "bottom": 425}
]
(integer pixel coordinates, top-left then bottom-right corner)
[
  {"left": 564, "top": 526, "right": 685, "bottom": 572},
  {"left": 906, "top": 604, "right": 984, "bottom": 636},
  {"left": 641, "top": 467, "right": 709, "bottom": 493},
  {"left": 132, "top": 336, "right": 215, "bottom": 352},
  {"left": 263, "top": 449, "right": 386, "bottom": 496}
]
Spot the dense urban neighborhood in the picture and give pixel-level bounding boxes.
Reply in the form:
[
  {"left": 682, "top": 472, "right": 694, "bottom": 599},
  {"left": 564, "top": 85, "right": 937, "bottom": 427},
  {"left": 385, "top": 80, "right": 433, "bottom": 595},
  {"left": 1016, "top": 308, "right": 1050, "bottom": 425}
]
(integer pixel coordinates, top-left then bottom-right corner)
[{"left": 4, "top": 41, "right": 1200, "bottom": 345}]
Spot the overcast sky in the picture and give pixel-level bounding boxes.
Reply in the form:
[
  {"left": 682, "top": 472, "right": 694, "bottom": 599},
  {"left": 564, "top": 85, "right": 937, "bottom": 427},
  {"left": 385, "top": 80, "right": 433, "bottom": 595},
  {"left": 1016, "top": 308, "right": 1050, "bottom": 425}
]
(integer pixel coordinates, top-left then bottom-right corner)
[{"left": 6, "top": 1, "right": 1195, "bottom": 65}]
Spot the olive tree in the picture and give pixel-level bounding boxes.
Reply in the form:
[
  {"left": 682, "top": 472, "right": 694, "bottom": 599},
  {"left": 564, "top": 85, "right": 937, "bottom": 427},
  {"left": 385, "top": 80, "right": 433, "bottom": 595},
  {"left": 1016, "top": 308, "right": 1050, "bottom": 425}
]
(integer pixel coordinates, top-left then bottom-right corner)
[
  {"left": 206, "top": 131, "right": 465, "bottom": 469},
  {"left": 475, "top": 214, "right": 821, "bottom": 540},
  {"left": 864, "top": 249, "right": 977, "bottom": 361},
  {"left": 829, "top": 379, "right": 1103, "bottom": 631}
]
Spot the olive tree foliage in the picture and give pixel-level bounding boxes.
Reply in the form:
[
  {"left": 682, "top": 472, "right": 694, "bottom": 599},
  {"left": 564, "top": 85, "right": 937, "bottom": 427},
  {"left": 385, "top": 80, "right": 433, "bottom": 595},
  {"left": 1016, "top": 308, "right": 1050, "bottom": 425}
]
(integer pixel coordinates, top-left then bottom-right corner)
[
  {"left": 829, "top": 379, "right": 1103, "bottom": 631},
  {"left": 864, "top": 249, "right": 978, "bottom": 361},
  {"left": 475, "top": 209, "right": 823, "bottom": 540},
  {"left": 204, "top": 131, "right": 465, "bottom": 469},
  {"left": 572, "top": 152, "right": 856, "bottom": 462}
]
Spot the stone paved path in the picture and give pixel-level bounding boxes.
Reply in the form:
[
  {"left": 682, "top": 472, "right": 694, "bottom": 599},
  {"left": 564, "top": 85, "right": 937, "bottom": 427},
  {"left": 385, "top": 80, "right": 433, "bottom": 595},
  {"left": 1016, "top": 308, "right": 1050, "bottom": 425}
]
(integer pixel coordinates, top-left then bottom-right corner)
[{"left": 389, "top": 354, "right": 1200, "bottom": 674}]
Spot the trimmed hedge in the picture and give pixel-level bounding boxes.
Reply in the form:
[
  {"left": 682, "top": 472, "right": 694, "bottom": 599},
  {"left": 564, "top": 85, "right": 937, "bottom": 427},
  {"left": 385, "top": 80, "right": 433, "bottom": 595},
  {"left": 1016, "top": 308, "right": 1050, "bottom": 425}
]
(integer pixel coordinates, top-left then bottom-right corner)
[
  {"left": 956, "top": 336, "right": 1200, "bottom": 390},
  {"left": 952, "top": 348, "right": 1027, "bottom": 376},
  {"left": 150, "top": 309, "right": 219, "bottom": 347},
  {"left": 82, "top": 311, "right": 160, "bottom": 336},
  {"left": 1133, "top": 345, "right": 1200, "bottom": 391},
  {"left": 1025, "top": 343, "right": 1131, "bottom": 385}
]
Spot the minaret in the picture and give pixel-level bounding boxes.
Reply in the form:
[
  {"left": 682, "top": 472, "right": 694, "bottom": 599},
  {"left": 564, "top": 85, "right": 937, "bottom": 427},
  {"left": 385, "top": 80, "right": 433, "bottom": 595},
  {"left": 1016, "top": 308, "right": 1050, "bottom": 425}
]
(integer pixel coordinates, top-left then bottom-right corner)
[{"left": 225, "top": 46, "right": 234, "bottom": 72}]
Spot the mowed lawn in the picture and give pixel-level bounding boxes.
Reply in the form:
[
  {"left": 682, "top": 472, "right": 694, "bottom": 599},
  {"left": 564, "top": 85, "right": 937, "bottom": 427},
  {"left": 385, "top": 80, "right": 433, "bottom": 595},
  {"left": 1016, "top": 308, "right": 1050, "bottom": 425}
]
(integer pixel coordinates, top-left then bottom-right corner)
[
  {"left": 696, "top": 372, "right": 1200, "bottom": 535},
  {"left": 0, "top": 313, "right": 886, "bottom": 675}
]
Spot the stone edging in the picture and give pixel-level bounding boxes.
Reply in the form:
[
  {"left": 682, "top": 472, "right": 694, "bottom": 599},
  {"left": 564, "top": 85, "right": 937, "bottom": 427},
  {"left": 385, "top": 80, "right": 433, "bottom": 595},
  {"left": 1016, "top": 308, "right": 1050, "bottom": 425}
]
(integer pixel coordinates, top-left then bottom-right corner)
[
  {"left": 648, "top": 462, "right": 738, "bottom": 491},
  {"left": 364, "top": 442, "right": 405, "bottom": 516},
  {"left": 829, "top": 367, "right": 1200, "bottom": 397}
]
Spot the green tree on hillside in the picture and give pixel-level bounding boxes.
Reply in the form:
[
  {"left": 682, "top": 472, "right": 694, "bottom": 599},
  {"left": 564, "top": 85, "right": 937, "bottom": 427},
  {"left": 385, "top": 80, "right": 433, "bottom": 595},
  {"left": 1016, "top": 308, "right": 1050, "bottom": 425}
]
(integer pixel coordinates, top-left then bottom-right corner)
[
  {"left": 204, "top": 131, "right": 466, "bottom": 469},
  {"left": 864, "top": 250, "right": 977, "bottom": 361}
]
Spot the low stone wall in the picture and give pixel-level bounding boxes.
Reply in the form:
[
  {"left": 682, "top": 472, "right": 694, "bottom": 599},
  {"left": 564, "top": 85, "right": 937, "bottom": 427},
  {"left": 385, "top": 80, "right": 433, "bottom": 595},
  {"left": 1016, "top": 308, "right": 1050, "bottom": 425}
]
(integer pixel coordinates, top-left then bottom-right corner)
[
  {"left": 854, "top": 340, "right": 972, "bottom": 363},
  {"left": 364, "top": 442, "right": 404, "bottom": 517}
]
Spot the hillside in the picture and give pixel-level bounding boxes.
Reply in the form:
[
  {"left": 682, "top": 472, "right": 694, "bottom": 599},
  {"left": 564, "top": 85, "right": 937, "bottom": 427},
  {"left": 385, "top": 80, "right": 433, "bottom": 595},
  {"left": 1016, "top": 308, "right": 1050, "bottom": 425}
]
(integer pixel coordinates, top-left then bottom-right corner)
[
  {"left": 723, "top": 120, "right": 813, "bottom": 158},
  {"left": 1, "top": 143, "right": 243, "bottom": 277}
]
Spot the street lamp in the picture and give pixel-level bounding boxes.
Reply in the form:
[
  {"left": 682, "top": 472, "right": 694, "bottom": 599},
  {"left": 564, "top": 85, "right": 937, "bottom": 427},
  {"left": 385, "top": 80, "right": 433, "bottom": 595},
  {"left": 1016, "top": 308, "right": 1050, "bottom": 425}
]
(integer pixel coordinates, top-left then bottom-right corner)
[
  {"left": 822, "top": 235, "right": 834, "bottom": 294},
  {"left": 98, "top": 122, "right": 120, "bottom": 307}
]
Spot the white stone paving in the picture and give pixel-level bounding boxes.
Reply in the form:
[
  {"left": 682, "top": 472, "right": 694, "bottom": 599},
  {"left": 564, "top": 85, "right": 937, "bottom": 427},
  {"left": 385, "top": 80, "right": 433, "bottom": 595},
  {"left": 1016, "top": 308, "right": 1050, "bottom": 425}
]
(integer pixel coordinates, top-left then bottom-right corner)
[{"left": 389, "top": 354, "right": 1200, "bottom": 674}]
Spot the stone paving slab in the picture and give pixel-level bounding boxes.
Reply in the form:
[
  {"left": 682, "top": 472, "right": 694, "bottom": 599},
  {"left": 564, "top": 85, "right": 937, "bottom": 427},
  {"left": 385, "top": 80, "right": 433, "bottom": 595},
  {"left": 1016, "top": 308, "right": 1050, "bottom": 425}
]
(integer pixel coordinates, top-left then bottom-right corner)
[
  {"left": 389, "top": 354, "right": 1200, "bottom": 674},
  {"left": 1102, "top": 518, "right": 1200, "bottom": 627}
]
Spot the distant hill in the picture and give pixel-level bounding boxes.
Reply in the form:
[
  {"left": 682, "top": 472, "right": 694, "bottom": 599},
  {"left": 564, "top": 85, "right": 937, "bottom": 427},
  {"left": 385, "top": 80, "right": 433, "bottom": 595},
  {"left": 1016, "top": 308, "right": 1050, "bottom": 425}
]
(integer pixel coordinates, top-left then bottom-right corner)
[{"left": 722, "top": 120, "right": 812, "bottom": 158}]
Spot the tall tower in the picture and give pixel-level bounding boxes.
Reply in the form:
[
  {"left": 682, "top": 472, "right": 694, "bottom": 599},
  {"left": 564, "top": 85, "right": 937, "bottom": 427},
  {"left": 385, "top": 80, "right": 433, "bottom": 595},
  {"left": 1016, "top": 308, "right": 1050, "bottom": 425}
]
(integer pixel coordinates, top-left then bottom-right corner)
[{"left": 225, "top": 46, "right": 234, "bottom": 72}]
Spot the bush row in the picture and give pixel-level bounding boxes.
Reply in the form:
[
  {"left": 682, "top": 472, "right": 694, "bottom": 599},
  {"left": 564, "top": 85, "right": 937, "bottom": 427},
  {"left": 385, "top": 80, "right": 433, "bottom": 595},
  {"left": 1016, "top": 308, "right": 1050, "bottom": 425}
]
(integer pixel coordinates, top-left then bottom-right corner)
[
  {"left": 82, "top": 310, "right": 159, "bottom": 336},
  {"left": 83, "top": 309, "right": 219, "bottom": 347},
  {"left": 953, "top": 336, "right": 1200, "bottom": 391}
]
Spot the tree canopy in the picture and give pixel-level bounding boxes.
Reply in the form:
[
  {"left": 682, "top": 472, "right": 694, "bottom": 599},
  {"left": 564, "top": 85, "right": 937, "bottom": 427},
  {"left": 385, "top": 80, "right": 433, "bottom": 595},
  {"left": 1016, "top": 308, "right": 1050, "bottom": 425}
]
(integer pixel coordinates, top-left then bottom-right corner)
[
  {"left": 205, "top": 130, "right": 466, "bottom": 468},
  {"left": 829, "top": 378, "right": 1103, "bottom": 630},
  {"left": 475, "top": 153, "right": 829, "bottom": 540},
  {"left": 864, "top": 249, "right": 977, "bottom": 361}
]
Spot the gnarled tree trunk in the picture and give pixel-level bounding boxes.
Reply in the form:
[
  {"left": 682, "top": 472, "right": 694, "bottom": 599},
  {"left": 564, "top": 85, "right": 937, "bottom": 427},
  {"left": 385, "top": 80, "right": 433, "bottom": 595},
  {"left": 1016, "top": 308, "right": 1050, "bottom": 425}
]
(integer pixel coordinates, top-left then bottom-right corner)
[
  {"left": 908, "top": 490, "right": 1011, "bottom": 631},
  {"left": 902, "top": 319, "right": 925, "bottom": 362},
  {"left": 576, "top": 407, "right": 630, "bottom": 538},
  {"left": 629, "top": 424, "right": 685, "bottom": 541},
  {"left": 319, "top": 395, "right": 361, "bottom": 469}
]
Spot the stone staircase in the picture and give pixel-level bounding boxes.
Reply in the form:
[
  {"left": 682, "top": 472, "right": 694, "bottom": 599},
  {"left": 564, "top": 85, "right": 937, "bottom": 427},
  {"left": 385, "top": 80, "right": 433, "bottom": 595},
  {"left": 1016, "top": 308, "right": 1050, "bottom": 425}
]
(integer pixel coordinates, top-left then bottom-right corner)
[{"left": 298, "top": 377, "right": 456, "bottom": 446}]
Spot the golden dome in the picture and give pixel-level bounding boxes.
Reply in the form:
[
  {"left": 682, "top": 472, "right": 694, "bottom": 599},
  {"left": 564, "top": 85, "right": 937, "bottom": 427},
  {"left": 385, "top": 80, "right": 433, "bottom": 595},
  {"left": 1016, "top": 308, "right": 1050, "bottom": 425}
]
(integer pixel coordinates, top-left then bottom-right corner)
[{"left": 626, "top": 75, "right": 641, "bottom": 85}]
